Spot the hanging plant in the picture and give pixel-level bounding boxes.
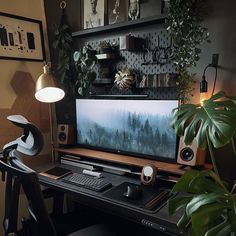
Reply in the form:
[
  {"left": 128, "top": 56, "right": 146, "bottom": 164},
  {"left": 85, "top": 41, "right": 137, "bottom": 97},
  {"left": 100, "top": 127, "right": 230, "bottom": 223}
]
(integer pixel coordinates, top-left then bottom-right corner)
[
  {"left": 53, "top": 2, "right": 97, "bottom": 96},
  {"left": 73, "top": 45, "right": 97, "bottom": 96},
  {"left": 53, "top": 23, "right": 75, "bottom": 85},
  {"left": 53, "top": 2, "right": 77, "bottom": 94},
  {"left": 167, "top": 0, "right": 210, "bottom": 103}
]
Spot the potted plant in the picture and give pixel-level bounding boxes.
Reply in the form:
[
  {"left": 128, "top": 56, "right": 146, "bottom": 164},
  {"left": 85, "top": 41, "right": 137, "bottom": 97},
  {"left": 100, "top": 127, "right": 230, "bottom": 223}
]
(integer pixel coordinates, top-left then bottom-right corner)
[
  {"left": 99, "top": 40, "right": 113, "bottom": 54},
  {"left": 114, "top": 68, "right": 135, "bottom": 91},
  {"left": 73, "top": 45, "right": 97, "bottom": 96},
  {"left": 168, "top": 91, "right": 236, "bottom": 235}
]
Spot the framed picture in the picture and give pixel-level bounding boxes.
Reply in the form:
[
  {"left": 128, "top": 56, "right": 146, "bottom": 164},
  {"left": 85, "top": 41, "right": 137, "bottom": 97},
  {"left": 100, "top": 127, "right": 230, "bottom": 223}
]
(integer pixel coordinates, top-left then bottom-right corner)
[
  {"left": 83, "top": 0, "right": 105, "bottom": 29},
  {"left": 0, "top": 12, "right": 45, "bottom": 61},
  {"left": 108, "top": 0, "right": 128, "bottom": 25},
  {"left": 128, "top": 0, "right": 140, "bottom": 21}
]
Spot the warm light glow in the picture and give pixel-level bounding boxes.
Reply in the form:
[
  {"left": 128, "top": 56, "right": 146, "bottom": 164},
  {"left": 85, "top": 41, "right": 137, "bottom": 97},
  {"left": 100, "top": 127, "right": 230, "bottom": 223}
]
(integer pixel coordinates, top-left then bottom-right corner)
[
  {"left": 200, "top": 92, "right": 207, "bottom": 106},
  {"left": 35, "top": 87, "right": 65, "bottom": 103},
  {"left": 35, "top": 63, "right": 65, "bottom": 103}
]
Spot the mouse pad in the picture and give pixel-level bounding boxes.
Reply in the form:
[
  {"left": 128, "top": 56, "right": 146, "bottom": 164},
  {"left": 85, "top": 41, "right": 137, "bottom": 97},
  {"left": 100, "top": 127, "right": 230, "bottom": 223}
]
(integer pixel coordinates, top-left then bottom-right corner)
[{"left": 103, "top": 182, "right": 170, "bottom": 211}]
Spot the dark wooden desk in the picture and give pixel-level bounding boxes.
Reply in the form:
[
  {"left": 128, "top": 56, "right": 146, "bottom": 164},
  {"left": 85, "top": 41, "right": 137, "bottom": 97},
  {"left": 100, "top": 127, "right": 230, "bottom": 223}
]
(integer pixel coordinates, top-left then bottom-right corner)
[{"left": 38, "top": 163, "right": 183, "bottom": 236}]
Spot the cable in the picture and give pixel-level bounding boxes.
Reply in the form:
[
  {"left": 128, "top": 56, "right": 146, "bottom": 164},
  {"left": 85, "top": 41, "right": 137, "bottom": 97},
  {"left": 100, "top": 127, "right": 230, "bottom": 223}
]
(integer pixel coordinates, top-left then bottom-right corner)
[
  {"left": 211, "top": 66, "right": 218, "bottom": 96},
  {"left": 200, "top": 63, "right": 218, "bottom": 96},
  {"left": 203, "top": 64, "right": 211, "bottom": 77}
]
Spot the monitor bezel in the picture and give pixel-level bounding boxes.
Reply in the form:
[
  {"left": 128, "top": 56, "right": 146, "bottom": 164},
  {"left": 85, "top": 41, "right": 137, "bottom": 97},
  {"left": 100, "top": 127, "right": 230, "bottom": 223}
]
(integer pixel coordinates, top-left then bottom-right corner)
[{"left": 75, "top": 97, "right": 179, "bottom": 164}]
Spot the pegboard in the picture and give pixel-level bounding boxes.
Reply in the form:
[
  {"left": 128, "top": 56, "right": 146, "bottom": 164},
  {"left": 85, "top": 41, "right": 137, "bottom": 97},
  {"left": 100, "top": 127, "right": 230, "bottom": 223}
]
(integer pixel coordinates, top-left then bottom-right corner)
[{"left": 80, "top": 29, "right": 178, "bottom": 100}]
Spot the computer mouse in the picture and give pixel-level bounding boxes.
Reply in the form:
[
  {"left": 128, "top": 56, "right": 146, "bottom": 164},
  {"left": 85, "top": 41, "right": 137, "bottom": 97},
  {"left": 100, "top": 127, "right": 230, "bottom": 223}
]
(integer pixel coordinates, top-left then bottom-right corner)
[{"left": 123, "top": 185, "right": 142, "bottom": 200}]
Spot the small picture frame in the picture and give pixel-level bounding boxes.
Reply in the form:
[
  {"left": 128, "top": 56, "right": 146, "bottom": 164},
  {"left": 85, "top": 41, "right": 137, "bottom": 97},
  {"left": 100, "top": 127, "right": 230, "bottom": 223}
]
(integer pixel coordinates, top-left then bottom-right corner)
[
  {"left": 0, "top": 12, "right": 45, "bottom": 61},
  {"left": 128, "top": 0, "right": 140, "bottom": 21},
  {"left": 83, "top": 0, "right": 105, "bottom": 29},
  {"left": 108, "top": 0, "right": 128, "bottom": 25}
]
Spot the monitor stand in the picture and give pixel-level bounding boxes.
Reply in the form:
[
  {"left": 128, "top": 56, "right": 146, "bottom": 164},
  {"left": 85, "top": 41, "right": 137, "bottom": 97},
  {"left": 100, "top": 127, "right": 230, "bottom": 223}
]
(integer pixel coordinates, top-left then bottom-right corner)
[{"left": 61, "top": 154, "right": 141, "bottom": 176}]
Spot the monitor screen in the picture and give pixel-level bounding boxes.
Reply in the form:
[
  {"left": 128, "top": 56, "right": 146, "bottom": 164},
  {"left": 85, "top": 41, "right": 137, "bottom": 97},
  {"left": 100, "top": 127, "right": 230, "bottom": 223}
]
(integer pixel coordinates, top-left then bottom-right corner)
[{"left": 75, "top": 99, "right": 178, "bottom": 162}]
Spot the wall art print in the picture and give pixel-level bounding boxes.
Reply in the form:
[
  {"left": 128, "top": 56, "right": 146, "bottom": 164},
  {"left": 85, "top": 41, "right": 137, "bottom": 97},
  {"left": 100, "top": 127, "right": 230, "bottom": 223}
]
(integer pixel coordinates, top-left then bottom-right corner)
[
  {"left": 108, "top": 0, "right": 128, "bottom": 25},
  {"left": 0, "top": 12, "right": 45, "bottom": 61},
  {"left": 83, "top": 0, "right": 105, "bottom": 29}
]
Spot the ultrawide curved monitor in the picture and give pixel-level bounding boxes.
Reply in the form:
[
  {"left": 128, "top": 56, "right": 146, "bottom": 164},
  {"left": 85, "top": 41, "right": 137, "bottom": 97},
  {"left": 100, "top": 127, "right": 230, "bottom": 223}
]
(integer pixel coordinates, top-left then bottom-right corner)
[{"left": 76, "top": 99, "right": 178, "bottom": 163}]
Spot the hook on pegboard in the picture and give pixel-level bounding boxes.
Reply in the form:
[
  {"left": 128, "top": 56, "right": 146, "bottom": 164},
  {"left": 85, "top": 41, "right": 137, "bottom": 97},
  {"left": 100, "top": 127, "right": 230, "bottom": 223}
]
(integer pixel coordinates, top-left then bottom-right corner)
[{"left": 60, "top": 1, "right": 67, "bottom": 9}]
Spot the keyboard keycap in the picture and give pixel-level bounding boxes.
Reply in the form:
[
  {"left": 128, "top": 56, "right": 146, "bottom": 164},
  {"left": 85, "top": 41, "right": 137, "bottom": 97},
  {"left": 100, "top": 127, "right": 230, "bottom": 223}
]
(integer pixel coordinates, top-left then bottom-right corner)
[{"left": 62, "top": 173, "right": 112, "bottom": 192}]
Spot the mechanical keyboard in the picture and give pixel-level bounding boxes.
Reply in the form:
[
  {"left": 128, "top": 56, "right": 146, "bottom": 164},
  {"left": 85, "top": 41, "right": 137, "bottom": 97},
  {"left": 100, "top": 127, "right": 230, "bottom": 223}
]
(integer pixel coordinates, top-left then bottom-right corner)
[{"left": 62, "top": 173, "right": 112, "bottom": 192}]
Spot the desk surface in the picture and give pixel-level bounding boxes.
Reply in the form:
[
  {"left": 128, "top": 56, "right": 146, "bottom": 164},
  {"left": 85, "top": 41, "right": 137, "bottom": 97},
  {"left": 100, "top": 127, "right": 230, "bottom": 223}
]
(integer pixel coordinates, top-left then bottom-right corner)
[{"left": 38, "top": 163, "right": 183, "bottom": 236}]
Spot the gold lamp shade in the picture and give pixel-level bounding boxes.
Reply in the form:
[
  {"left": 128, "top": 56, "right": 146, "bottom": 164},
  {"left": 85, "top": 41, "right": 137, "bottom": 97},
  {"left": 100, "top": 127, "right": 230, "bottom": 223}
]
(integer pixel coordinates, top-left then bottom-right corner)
[{"left": 35, "top": 64, "right": 65, "bottom": 103}]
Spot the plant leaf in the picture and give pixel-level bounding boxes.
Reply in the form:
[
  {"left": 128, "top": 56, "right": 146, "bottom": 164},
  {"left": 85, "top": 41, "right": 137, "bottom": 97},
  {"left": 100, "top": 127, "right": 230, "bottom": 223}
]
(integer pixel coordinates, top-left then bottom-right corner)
[
  {"left": 177, "top": 211, "right": 191, "bottom": 232},
  {"left": 171, "top": 91, "right": 236, "bottom": 149},
  {"left": 171, "top": 170, "right": 225, "bottom": 194},
  {"left": 78, "top": 87, "right": 83, "bottom": 96},
  {"left": 190, "top": 203, "right": 227, "bottom": 235},
  {"left": 186, "top": 193, "right": 229, "bottom": 217},
  {"left": 168, "top": 195, "right": 193, "bottom": 215},
  {"left": 205, "top": 218, "right": 232, "bottom": 236}
]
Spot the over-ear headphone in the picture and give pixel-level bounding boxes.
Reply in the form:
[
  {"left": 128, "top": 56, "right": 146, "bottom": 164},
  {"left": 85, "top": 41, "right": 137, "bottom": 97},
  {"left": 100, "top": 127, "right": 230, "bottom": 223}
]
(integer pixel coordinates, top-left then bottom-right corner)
[{"left": 141, "top": 165, "right": 157, "bottom": 185}]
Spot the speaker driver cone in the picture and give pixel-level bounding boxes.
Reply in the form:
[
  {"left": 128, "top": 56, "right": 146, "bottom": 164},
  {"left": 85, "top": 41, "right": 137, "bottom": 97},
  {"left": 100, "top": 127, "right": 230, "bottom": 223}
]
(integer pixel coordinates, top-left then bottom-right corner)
[
  {"left": 180, "top": 147, "right": 194, "bottom": 161},
  {"left": 58, "top": 132, "right": 66, "bottom": 141}
]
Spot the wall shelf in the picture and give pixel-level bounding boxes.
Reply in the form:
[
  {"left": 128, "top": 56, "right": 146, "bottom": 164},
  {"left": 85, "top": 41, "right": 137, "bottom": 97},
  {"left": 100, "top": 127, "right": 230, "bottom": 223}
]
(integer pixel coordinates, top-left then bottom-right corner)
[
  {"left": 93, "top": 78, "right": 113, "bottom": 85},
  {"left": 72, "top": 14, "right": 166, "bottom": 38},
  {"left": 96, "top": 53, "right": 117, "bottom": 60}
]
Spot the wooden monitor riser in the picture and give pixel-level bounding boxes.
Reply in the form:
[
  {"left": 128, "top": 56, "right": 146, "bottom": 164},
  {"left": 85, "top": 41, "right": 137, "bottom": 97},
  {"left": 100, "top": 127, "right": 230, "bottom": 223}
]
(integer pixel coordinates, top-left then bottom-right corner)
[{"left": 55, "top": 147, "right": 212, "bottom": 176}]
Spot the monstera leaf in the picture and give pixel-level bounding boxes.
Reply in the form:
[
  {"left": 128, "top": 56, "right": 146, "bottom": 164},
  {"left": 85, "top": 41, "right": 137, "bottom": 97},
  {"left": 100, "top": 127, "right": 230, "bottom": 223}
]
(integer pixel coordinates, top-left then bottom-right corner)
[
  {"left": 168, "top": 170, "right": 236, "bottom": 236},
  {"left": 171, "top": 91, "right": 236, "bottom": 149}
]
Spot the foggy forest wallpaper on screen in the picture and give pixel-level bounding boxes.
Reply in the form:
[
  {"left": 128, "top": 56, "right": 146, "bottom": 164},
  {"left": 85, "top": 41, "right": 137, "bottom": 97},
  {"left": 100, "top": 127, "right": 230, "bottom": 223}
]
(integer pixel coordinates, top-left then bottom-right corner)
[{"left": 76, "top": 99, "right": 178, "bottom": 160}]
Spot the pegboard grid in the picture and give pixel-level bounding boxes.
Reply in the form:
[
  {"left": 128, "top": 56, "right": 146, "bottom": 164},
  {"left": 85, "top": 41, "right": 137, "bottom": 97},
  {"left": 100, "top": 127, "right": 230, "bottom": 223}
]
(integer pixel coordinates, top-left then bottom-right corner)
[{"left": 84, "top": 29, "right": 178, "bottom": 100}]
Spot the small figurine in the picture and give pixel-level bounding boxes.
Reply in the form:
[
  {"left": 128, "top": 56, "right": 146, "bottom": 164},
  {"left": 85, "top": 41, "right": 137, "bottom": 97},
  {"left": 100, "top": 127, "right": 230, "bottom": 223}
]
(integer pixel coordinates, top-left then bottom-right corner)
[{"left": 139, "top": 75, "right": 147, "bottom": 88}]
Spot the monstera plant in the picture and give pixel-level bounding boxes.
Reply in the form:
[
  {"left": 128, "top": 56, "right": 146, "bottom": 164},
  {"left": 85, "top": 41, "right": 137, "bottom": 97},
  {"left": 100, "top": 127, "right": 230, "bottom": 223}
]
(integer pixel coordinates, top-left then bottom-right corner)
[{"left": 168, "top": 91, "right": 236, "bottom": 235}]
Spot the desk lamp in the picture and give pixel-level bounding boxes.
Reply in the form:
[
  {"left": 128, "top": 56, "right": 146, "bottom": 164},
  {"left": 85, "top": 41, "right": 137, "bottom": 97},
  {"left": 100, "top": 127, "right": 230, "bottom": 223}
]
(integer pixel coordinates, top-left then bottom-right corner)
[{"left": 35, "top": 63, "right": 65, "bottom": 161}]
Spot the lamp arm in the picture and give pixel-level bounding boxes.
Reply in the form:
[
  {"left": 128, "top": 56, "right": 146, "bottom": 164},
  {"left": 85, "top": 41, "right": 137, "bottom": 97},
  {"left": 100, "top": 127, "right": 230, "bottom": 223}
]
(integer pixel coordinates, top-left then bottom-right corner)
[{"left": 49, "top": 103, "right": 55, "bottom": 162}]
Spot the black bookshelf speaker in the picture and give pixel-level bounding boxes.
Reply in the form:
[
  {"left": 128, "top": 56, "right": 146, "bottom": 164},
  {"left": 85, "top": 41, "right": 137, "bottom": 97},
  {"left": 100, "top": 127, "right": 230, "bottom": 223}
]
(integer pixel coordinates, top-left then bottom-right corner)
[
  {"left": 57, "top": 124, "right": 75, "bottom": 145},
  {"left": 177, "top": 137, "right": 206, "bottom": 166}
]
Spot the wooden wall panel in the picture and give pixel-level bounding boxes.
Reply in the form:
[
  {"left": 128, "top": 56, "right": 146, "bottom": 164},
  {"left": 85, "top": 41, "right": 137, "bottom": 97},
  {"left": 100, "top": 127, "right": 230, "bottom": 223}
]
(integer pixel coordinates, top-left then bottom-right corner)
[{"left": 0, "top": 71, "right": 50, "bottom": 163}]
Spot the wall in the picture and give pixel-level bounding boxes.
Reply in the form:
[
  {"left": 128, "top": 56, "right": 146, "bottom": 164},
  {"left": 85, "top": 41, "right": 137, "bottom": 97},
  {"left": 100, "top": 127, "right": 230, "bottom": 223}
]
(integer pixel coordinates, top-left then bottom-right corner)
[
  {"left": 192, "top": 0, "right": 236, "bottom": 101},
  {"left": 196, "top": 0, "right": 236, "bottom": 182},
  {"left": 0, "top": 1, "right": 51, "bottom": 235}
]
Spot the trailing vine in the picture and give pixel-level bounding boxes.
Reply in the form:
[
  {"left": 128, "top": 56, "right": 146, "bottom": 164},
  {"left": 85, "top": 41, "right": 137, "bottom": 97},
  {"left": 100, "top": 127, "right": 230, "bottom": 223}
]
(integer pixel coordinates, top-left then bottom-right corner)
[
  {"left": 53, "top": 2, "right": 96, "bottom": 96},
  {"left": 73, "top": 45, "right": 97, "bottom": 96},
  {"left": 167, "top": 0, "right": 210, "bottom": 103},
  {"left": 53, "top": 23, "right": 76, "bottom": 94}
]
